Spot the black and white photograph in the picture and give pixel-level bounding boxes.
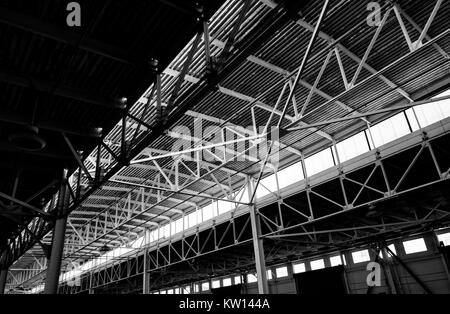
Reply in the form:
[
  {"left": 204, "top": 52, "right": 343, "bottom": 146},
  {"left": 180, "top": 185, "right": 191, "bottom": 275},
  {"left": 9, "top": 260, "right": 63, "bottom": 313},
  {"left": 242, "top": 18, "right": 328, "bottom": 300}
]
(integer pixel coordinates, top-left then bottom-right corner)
[{"left": 0, "top": 0, "right": 450, "bottom": 307}]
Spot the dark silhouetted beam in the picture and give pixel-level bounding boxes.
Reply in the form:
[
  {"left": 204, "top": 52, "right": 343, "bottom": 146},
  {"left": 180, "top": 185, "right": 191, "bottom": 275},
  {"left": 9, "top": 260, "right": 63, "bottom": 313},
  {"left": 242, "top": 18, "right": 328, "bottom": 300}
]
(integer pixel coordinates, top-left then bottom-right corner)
[
  {"left": 0, "top": 7, "right": 134, "bottom": 66},
  {"left": 0, "top": 70, "right": 116, "bottom": 109},
  {"left": 0, "top": 112, "right": 100, "bottom": 138}
]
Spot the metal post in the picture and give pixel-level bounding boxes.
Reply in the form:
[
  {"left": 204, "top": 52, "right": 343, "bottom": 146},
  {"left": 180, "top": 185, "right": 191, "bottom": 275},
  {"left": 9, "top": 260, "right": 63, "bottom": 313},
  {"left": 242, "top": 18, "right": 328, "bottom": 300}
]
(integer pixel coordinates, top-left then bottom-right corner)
[
  {"left": 0, "top": 268, "right": 7, "bottom": 294},
  {"left": 44, "top": 168, "right": 69, "bottom": 294},
  {"left": 88, "top": 271, "right": 94, "bottom": 294},
  {"left": 143, "top": 249, "right": 149, "bottom": 294},
  {"left": 247, "top": 177, "right": 269, "bottom": 294},
  {"left": 381, "top": 247, "right": 399, "bottom": 294}
]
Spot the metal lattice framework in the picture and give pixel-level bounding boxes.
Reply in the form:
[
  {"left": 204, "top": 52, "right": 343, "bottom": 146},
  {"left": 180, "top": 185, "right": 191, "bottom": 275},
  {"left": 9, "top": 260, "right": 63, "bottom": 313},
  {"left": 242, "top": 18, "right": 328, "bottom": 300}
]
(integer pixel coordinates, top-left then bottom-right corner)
[{"left": 4, "top": 0, "right": 450, "bottom": 293}]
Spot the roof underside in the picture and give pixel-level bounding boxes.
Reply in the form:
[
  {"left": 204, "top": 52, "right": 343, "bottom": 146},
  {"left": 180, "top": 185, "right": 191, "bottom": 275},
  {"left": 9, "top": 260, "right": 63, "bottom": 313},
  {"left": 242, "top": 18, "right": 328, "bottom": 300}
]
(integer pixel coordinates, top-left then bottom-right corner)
[
  {"left": 0, "top": 0, "right": 225, "bottom": 264},
  {"left": 5, "top": 0, "right": 450, "bottom": 287}
]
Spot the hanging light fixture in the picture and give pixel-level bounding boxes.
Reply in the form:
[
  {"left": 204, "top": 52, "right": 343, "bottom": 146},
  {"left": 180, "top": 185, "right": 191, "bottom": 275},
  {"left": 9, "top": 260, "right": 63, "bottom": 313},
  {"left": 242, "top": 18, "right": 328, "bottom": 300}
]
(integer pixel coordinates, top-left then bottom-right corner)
[
  {"left": 9, "top": 91, "right": 46, "bottom": 151},
  {"left": 8, "top": 125, "right": 46, "bottom": 152}
]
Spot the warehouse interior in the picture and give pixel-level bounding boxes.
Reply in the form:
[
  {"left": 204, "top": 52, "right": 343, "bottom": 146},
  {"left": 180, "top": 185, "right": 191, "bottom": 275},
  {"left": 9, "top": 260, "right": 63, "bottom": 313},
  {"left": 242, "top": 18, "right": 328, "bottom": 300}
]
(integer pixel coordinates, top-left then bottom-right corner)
[{"left": 1, "top": 0, "right": 450, "bottom": 295}]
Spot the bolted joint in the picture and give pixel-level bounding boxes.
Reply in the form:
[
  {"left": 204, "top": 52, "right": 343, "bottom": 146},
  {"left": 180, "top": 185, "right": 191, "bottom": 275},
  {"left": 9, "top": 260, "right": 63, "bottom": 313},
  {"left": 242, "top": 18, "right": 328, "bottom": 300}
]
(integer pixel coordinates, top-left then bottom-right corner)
[
  {"left": 148, "top": 58, "right": 159, "bottom": 73},
  {"left": 195, "top": 2, "right": 206, "bottom": 23}
]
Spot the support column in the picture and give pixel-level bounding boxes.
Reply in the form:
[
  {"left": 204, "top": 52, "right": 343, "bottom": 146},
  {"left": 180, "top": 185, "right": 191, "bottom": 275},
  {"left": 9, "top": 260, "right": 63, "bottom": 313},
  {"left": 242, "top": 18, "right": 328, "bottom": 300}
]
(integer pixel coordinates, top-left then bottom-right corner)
[
  {"left": 0, "top": 268, "right": 8, "bottom": 294},
  {"left": 247, "top": 177, "right": 269, "bottom": 294},
  {"left": 143, "top": 249, "right": 150, "bottom": 294},
  {"left": 44, "top": 168, "right": 69, "bottom": 294},
  {"left": 88, "top": 271, "right": 94, "bottom": 294},
  {"left": 381, "top": 247, "right": 399, "bottom": 294}
]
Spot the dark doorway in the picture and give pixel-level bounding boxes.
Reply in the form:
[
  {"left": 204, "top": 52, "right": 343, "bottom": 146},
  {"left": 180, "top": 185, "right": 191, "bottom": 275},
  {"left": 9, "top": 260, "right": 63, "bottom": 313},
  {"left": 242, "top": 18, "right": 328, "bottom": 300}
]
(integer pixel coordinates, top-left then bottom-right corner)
[
  {"left": 211, "top": 284, "right": 242, "bottom": 295},
  {"left": 294, "top": 266, "right": 347, "bottom": 294}
]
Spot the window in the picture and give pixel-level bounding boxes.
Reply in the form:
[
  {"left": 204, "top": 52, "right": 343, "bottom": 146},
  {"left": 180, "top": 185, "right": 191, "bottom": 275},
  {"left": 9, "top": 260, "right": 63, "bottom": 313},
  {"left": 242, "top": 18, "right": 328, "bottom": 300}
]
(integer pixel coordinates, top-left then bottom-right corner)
[
  {"left": 403, "top": 238, "right": 427, "bottom": 254},
  {"left": 378, "top": 244, "right": 397, "bottom": 258},
  {"left": 370, "top": 113, "right": 410, "bottom": 147},
  {"left": 247, "top": 273, "right": 257, "bottom": 283},
  {"left": 256, "top": 175, "right": 278, "bottom": 199},
  {"left": 170, "top": 221, "right": 176, "bottom": 235},
  {"left": 305, "top": 149, "right": 335, "bottom": 176},
  {"left": 336, "top": 132, "right": 370, "bottom": 162},
  {"left": 160, "top": 290, "right": 166, "bottom": 294},
  {"left": 183, "top": 286, "right": 191, "bottom": 294},
  {"left": 266, "top": 270, "right": 273, "bottom": 280},
  {"left": 437, "top": 232, "right": 450, "bottom": 246},
  {"left": 201, "top": 282, "right": 210, "bottom": 291},
  {"left": 222, "top": 278, "right": 232, "bottom": 287},
  {"left": 174, "top": 288, "right": 180, "bottom": 294},
  {"left": 234, "top": 275, "right": 242, "bottom": 284},
  {"left": 310, "top": 259, "right": 325, "bottom": 270},
  {"left": 330, "top": 255, "right": 343, "bottom": 267},
  {"left": 187, "top": 211, "right": 197, "bottom": 229},
  {"left": 167, "top": 289, "right": 173, "bottom": 294},
  {"left": 194, "top": 284, "right": 199, "bottom": 293},
  {"left": 175, "top": 218, "right": 183, "bottom": 234},
  {"left": 217, "top": 200, "right": 233, "bottom": 215},
  {"left": 406, "top": 90, "right": 450, "bottom": 130},
  {"left": 211, "top": 280, "right": 220, "bottom": 289},
  {"left": 202, "top": 204, "right": 214, "bottom": 221},
  {"left": 352, "top": 249, "right": 371, "bottom": 264},
  {"left": 275, "top": 266, "right": 288, "bottom": 278},
  {"left": 162, "top": 224, "right": 170, "bottom": 238},
  {"left": 292, "top": 262, "right": 305, "bottom": 274},
  {"left": 276, "top": 162, "right": 304, "bottom": 189}
]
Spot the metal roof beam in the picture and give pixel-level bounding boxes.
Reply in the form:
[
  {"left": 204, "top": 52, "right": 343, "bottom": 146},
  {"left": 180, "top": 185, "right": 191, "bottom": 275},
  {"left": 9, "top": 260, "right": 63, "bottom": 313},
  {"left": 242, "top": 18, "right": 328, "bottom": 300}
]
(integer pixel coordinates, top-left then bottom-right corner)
[
  {"left": 0, "top": 69, "right": 118, "bottom": 109},
  {"left": 218, "top": 86, "right": 333, "bottom": 141},
  {"left": 246, "top": 55, "right": 369, "bottom": 125},
  {"left": 295, "top": 19, "right": 414, "bottom": 102},
  {"left": 0, "top": 7, "right": 134, "bottom": 65},
  {"left": 81, "top": 197, "right": 175, "bottom": 219},
  {"left": 69, "top": 216, "right": 158, "bottom": 227},
  {"left": 129, "top": 162, "right": 232, "bottom": 192},
  {"left": 184, "top": 111, "right": 303, "bottom": 157},
  {"left": 101, "top": 185, "right": 198, "bottom": 208},
  {"left": 0, "top": 110, "right": 102, "bottom": 138}
]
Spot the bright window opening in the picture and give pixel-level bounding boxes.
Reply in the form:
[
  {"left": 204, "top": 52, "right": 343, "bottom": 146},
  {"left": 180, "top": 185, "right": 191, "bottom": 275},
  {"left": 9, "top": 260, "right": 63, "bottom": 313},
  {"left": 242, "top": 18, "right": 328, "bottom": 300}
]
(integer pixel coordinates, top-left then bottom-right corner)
[
  {"left": 223, "top": 278, "right": 232, "bottom": 287},
  {"left": 247, "top": 273, "right": 257, "bottom": 283},
  {"left": 352, "top": 249, "right": 371, "bottom": 264},
  {"left": 293, "top": 262, "right": 305, "bottom": 274},
  {"left": 277, "top": 162, "right": 304, "bottom": 188},
  {"left": 378, "top": 244, "right": 396, "bottom": 258},
  {"left": 305, "top": 149, "right": 335, "bottom": 176},
  {"left": 310, "top": 259, "right": 325, "bottom": 270},
  {"left": 211, "top": 280, "right": 220, "bottom": 289},
  {"left": 275, "top": 266, "right": 288, "bottom": 278},
  {"left": 330, "top": 255, "right": 343, "bottom": 267},
  {"left": 336, "top": 132, "right": 370, "bottom": 162},
  {"left": 201, "top": 282, "right": 210, "bottom": 291},
  {"left": 437, "top": 232, "right": 450, "bottom": 246},
  {"left": 403, "top": 238, "right": 427, "bottom": 254},
  {"left": 370, "top": 112, "right": 410, "bottom": 147},
  {"left": 234, "top": 275, "right": 242, "bottom": 284}
]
